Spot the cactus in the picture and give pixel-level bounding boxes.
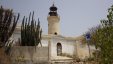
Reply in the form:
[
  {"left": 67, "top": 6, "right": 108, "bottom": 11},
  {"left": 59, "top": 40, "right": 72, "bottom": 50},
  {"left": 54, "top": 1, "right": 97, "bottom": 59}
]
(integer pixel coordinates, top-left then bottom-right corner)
[
  {"left": 0, "top": 6, "right": 20, "bottom": 47},
  {"left": 21, "top": 12, "right": 42, "bottom": 46}
]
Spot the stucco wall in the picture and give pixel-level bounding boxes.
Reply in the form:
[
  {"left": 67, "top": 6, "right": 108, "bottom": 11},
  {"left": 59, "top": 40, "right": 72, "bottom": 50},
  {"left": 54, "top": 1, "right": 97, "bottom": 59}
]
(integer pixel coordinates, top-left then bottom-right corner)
[
  {"left": 76, "top": 41, "right": 96, "bottom": 59},
  {"left": 50, "top": 37, "right": 76, "bottom": 58},
  {"left": 41, "top": 39, "right": 49, "bottom": 47},
  {"left": 10, "top": 46, "right": 49, "bottom": 63},
  {"left": 47, "top": 16, "right": 60, "bottom": 35}
]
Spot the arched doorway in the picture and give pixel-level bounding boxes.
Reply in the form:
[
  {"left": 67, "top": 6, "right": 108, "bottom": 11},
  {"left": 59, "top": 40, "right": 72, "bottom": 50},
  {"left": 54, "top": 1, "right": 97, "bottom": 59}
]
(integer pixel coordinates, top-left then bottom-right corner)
[{"left": 57, "top": 43, "right": 62, "bottom": 56}]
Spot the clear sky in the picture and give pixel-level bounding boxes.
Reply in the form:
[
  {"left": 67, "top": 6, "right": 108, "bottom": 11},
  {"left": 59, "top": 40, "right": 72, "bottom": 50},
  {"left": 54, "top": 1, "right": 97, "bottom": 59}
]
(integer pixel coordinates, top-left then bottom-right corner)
[{"left": 0, "top": 0, "right": 113, "bottom": 37}]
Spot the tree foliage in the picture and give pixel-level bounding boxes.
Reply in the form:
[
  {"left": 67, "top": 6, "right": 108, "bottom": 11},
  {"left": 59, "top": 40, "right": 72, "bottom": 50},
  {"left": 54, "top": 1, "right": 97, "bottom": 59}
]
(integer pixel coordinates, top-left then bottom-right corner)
[
  {"left": 86, "top": 5, "right": 113, "bottom": 64},
  {"left": 0, "top": 6, "right": 19, "bottom": 64},
  {"left": 0, "top": 6, "right": 20, "bottom": 47},
  {"left": 96, "top": 5, "right": 113, "bottom": 64},
  {"left": 21, "top": 12, "right": 42, "bottom": 46}
]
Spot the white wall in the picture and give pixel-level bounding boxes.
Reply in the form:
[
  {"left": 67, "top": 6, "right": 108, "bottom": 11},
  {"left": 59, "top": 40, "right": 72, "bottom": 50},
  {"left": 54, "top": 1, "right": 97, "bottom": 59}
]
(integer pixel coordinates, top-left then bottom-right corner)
[
  {"left": 50, "top": 36, "right": 76, "bottom": 58},
  {"left": 40, "top": 39, "right": 48, "bottom": 47}
]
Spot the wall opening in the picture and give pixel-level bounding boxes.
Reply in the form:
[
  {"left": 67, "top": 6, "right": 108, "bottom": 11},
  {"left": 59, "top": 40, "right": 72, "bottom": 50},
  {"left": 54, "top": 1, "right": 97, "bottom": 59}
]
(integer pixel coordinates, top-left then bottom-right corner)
[
  {"left": 54, "top": 32, "right": 57, "bottom": 35},
  {"left": 57, "top": 43, "right": 62, "bottom": 56}
]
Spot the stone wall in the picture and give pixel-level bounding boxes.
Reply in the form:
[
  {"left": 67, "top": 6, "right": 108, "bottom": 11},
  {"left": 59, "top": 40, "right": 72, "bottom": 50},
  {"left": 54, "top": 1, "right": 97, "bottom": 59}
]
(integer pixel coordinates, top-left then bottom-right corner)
[{"left": 10, "top": 46, "right": 49, "bottom": 64}]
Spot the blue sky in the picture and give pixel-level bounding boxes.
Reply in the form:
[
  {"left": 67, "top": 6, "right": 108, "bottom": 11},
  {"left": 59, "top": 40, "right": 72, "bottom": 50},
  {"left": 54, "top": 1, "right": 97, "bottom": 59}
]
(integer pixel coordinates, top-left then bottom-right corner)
[{"left": 0, "top": 0, "right": 113, "bottom": 37}]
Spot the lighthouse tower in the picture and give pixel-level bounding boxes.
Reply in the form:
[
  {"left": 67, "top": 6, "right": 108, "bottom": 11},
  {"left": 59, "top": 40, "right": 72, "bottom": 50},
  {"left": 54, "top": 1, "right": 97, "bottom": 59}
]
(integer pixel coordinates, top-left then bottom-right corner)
[{"left": 47, "top": 4, "right": 60, "bottom": 35}]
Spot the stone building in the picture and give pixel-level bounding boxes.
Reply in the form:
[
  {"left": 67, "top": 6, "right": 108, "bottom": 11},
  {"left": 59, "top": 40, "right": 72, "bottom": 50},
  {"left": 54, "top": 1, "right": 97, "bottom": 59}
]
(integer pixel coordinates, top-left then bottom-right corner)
[{"left": 11, "top": 4, "right": 95, "bottom": 62}]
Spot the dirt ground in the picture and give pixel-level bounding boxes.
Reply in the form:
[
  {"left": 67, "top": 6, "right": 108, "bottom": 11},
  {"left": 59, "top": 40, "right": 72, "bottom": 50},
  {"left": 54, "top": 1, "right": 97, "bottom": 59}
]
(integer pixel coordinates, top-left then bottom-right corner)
[{"left": 0, "top": 48, "right": 11, "bottom": 64}]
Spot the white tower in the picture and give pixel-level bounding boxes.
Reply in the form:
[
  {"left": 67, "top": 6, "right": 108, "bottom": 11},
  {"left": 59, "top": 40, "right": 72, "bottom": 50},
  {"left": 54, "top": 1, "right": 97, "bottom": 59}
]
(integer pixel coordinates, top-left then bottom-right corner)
[{"left": 47, "top": 4, "right": 60, "bottom": 35}]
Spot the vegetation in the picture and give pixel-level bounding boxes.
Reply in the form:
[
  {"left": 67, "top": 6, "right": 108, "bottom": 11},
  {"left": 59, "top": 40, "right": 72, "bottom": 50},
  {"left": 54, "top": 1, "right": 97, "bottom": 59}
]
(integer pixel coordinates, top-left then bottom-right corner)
[
  {"left": 21, "top": 12, "right": 42, "bottom": 46},
  {"left": 96, "top": 5, "right": 113, "bottom": 64},
  {"left": 84, "top": 5, "right": 113, "bottom": 64},
  {"left": 0, "top": 6, "right": 19, "bottom": 47},
  {"left": 0, "top": 6, "right": 19, "bottom": 64}
]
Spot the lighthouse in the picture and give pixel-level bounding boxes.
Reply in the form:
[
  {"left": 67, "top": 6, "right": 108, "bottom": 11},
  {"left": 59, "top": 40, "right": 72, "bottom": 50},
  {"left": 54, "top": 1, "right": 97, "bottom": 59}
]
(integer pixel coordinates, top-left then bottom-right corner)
[{"left": 47, "top": 4, "right": 60, "bottom": 35}]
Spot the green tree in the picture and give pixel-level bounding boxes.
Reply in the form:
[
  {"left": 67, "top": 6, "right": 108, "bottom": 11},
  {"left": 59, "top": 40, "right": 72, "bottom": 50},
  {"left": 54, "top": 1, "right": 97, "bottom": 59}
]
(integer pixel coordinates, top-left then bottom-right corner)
[
  {"left": 87, "top": 5, "right": 113, "bottom": 64},
  {"left": 96, "top": 5, "right": 113, "bottom": 64}
]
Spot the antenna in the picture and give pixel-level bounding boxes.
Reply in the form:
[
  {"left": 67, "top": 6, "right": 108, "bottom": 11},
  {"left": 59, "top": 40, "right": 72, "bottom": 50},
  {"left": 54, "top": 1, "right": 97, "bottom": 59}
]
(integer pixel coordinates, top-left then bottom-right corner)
[{"left": 52, "top": 0, "right": 55, "bottom": 5}]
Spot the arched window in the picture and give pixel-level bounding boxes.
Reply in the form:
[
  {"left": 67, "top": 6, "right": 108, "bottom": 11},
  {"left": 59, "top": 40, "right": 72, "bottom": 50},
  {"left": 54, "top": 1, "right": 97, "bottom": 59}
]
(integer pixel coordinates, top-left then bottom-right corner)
[{"left": 57, "top": 43, "right": 62, "bottom": 56}]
